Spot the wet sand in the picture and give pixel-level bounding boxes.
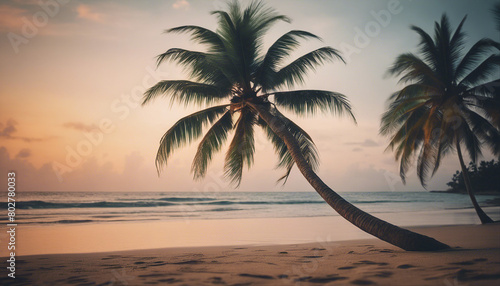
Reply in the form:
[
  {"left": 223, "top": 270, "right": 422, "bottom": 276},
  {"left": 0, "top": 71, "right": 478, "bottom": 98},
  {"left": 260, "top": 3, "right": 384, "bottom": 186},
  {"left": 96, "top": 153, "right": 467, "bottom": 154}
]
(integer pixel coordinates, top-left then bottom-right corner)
[{"left": 2, "top": 223, "right": 499, "bottom": 285}]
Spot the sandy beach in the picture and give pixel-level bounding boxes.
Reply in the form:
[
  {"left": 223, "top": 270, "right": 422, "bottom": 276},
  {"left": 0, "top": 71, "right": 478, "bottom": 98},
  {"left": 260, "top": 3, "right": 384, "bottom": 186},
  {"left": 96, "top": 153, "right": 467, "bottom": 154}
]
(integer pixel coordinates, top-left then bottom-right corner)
[{"left": 2, "top": 223, "right": 499, "bottom": 286}]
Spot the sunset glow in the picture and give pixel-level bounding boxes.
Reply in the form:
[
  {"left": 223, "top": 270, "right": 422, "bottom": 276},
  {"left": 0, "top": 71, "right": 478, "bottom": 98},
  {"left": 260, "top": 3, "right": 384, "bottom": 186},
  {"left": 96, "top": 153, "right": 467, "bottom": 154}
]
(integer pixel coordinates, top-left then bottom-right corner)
[{"left": 1, "top": 0, "right": 497, "bottom": 192}]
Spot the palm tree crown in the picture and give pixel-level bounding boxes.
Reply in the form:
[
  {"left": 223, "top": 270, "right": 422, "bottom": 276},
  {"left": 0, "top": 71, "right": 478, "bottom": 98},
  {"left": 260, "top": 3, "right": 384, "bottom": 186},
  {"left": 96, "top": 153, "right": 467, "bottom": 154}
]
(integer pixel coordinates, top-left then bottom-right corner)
[
  {"left": 380, "top": 14, "right": 500, "bottom": 186},
  {"left": 143, "top": 1, "right": 451, "bottom": 251},
  {"left": 143, "top": 1, "right": 355, "bottom": 186}
]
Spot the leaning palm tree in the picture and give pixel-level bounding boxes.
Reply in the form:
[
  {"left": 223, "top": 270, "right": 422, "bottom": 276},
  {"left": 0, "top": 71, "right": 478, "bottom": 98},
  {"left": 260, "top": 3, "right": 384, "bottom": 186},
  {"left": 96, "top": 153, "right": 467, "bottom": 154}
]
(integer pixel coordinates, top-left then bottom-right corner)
[
  {"left": 143, "top": 1, "right": 449, "bottom": 250},
  {"left": 380, "top": 14, "right": 500, "bottom": 224}
]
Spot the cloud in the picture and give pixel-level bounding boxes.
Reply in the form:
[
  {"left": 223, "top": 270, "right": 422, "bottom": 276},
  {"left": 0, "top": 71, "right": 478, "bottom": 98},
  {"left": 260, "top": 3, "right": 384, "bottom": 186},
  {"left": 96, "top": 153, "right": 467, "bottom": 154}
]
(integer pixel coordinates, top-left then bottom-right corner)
[
  {"left": 76, "top": 4, "right": 105, "bottom": 23},
  {"left": 0, "top": 119, "right": 17, "bottom": 137},
  {"left": 16, "top": 148, "right": 31, "bottom": 159},
  {"left": 172, "top": 0, "right": 189, "bottom": 10},
  {"left": 63, "top": 122, "right": 99, "bottom": 132},
  {"left": 345, "top": 139, "right": 379, "bottom": 147},
  {"left": 0, "top": 119, "right": 54, "bottom": 142},
  {"left": 361, "top": 139, "right": 379, "bottom": 147},
  {"left": 0, "top": 145, "right": 171, "bottom": 191}
]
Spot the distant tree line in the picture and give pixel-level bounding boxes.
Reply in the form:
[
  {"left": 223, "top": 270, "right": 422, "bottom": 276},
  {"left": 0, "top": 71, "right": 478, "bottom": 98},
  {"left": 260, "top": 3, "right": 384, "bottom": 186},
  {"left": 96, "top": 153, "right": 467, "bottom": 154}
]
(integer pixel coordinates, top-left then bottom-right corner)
[{"left": 446, "top": 160, "right": 500, "bottom": 194}]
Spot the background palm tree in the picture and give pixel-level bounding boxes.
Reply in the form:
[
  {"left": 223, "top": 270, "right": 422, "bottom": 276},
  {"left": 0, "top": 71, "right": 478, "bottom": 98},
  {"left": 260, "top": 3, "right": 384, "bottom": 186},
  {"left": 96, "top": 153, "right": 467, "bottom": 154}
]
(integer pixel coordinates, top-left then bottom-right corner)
[
  {"left": 380, "top": 14, "right": 500, "bottom": 224},
  {"left": 143, "top": 1, "right": 449, "bottom": 250}
]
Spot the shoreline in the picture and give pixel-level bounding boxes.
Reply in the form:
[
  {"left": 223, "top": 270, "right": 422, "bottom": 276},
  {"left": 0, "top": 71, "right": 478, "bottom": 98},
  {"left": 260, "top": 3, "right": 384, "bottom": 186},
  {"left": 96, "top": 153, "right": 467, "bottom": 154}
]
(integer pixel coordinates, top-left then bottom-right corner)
[
  {"left": 3, "top": 206, "right": 499, "bottom": 257},
  {"left": 2, "top": 223, "right": 499, "bottom": 285}
]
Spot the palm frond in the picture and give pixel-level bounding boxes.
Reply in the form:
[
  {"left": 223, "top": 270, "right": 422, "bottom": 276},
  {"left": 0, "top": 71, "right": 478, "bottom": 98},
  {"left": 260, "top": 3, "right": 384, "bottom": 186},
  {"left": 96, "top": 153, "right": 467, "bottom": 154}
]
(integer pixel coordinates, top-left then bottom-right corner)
[
  {"left": 258, "top": 109, "right": 319, "bottom": 184},
  {"left": 258, "top": 30, "right": 321, "bottom": 91},
  {"left": 156, "top": 48, "right": 207, "bottom": 68},
  {"left": 463, "top": 106, "right": 500, "bottom": 156},
  {"left": 258, "top": 117, "right": 294, "bottom": 183},
  {"left": 455, "top": 38, "right": 499, "bottom": 80},
  {"left": 410, "top": 25, "right": 438, "bottom": 70},
  {"left": 143, "top": 80, "right": 228, "bottom": 106},
  {"left": 155, "top": 105, "right": 230, "bottom": 172},
  {"left": 416, "top": 142, "right": 432, "bottom": 187},
  {"left": 430, "top": 122, "right": 453, "bottom": 178},
  {"left": 387, "top": 53, "right": 441, "bottom": 87},
  {"left": 265, "top": 31, "right": 321, "bottom": 65},
  {"left": 416, "top": 139, "right": 440, "bottom": 187},
  {"left": 459, "top": 54, "right": 500, "bottom": 87},
  {"left": 459, "top": 117, "right": 482, "bottom": 163},
  {"left": 273, "top": 47, "right": 344, "bottom": 89},
  {"left": 271, "top": 90, "right": 356, "bottom": 121},
  {"left": 394, "top": 130, "right": 422, "bottom": 184},
  {"left": 433, "top": 14, "right": 459, "bottom": 83},
  {"left": 166, "top": 25, "right": 225, "bottom": 53},
  {"left": 493, "top": 3, "right": 500, "bottom": 32},
  {"left": 467, "top": 79, "right": 500, "bottom": 98},
  {"left": 277, "top": 112, "right": 319, "bottom": 180},
  {"left": 387, "top": 83, "right": 438, "bottom": 101},
  {"left": 466, "top": 80, "right": 500, "bottom": 128},
  {"left": 380, "top": 95, "right": 430, "bottom": 136},
  {"left": 449, "top": 16, "right": 467, "bottom": 60},
  {"left": 155, "top": 48, "right": 233, "bottom": 87},
  {"left": 385, "top": 106, "right": 429, "bottom": 183},
  {"left": 415, "top": 106, "right": 447, "bottom": 186},
  {"left": 224, "top": 109, "right": 257, "bottom": 186},
  {"left": 212, "top": 1, "right": 291, "bottom": 89},
  {"left": 191, "top": 111, "right": 233, "bottom": 179}
]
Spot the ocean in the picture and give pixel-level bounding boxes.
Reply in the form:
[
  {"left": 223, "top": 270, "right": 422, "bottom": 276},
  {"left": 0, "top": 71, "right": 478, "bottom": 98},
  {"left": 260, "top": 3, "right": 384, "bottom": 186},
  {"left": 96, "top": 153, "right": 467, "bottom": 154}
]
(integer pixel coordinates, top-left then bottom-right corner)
[{"left": 5, "top": 191, "right": 500, "bottom": 226}]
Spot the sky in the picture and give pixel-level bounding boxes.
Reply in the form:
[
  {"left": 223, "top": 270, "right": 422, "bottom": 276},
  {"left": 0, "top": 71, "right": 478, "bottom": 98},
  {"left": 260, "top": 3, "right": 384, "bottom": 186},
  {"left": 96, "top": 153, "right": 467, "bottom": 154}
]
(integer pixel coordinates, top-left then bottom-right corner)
[{"left": 0, "top": 0, "right": 498, "bottom": 192}]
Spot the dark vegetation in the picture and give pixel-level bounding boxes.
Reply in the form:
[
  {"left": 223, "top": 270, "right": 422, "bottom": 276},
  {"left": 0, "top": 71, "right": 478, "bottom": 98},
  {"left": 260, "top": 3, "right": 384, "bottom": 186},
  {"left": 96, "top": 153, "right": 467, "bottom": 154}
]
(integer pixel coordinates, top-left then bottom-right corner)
[{"left": 446, "top": 160, "right": 500, "bottom": 194}]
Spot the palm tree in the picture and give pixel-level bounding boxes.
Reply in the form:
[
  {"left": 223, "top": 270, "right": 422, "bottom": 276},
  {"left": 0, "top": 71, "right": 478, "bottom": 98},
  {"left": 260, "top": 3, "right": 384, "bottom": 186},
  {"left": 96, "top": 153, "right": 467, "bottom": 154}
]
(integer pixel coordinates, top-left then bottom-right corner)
[
  {"left": 143, "top": 1, "right": 449, "bottom": 251},
  {"left": 380, "top": 14, "right": 500, "bottom": 224}
]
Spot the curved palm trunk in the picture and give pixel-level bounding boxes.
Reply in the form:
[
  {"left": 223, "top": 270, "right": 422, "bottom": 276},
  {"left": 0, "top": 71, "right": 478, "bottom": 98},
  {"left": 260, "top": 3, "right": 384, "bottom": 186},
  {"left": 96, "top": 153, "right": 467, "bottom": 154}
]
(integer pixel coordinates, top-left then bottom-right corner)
[
  {"left": 456, "top": 141, "right": 494, "bottom": 224},
  {"left": 252, "top": 103, "right": 450, "bottom": 251}
]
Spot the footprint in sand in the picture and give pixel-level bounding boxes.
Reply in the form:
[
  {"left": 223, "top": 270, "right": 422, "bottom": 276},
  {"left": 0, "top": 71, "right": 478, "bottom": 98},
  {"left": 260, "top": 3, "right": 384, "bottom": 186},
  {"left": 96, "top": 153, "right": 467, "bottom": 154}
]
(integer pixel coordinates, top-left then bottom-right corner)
[
  {"left": 354, "top": 260, "right": 389, "bottom": 266},
  {"left": 397, "top": 264, "right": 415, "bottom": 269},
  {"left": 351, "top": 279, "right": 376, "bottom": 285},
  {"left": 150, "top": 261, "right": 168, "bottom": 266},
  {"left": 65, "top": 275, "right": 91, "bottom": 284},
  {"left": 101, "top": 264, "right": 123, "bottom": 269},
  {"left": 450, "top": 260, "right": 476, "bottom": 265},
  {"left": 338, "top": 266, "right": 356, "bottom": 270},
  {"left": 157, "top": 278, "right": 183, "bottom": 283},
  {"left": 303, "top": 255, "right": 323, "bottom": 258},
  {"left": 138, "top": 273, "right": 171, "bottom": 278},
  {"left": 208, "top": 276, "right": 225, "bottom": 284},
  {"left": 294, "top": 275, "right": 347, "bottom": 283},
  {"left": 307, "top": 275, "right": 348, "bottom": 283},
  {"left": 239, "top": 273, "right": 275, "bottom": 279},
  {"left": 172, "top": 259, "right": 204, "bottom": 265},
  {"left": 373, "top": 271, "right": 393, "bottom": 278}
]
